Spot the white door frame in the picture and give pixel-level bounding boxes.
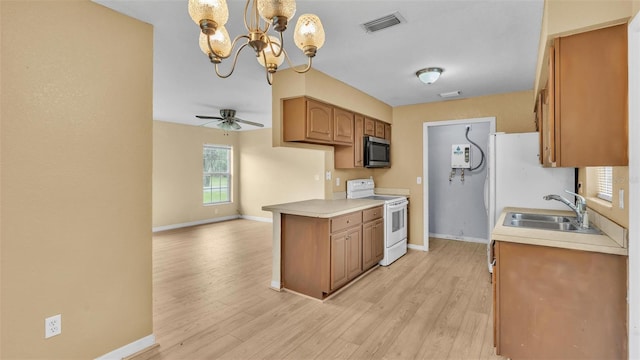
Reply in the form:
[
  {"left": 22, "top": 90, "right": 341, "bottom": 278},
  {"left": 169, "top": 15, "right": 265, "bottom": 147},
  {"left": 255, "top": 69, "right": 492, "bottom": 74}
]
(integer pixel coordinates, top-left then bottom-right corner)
[
  {"left": 628, "top": 13, "right": 639, "bottom": 360},
  {"left": 422, "top": 117, "right": 496, "bottom": 251}
]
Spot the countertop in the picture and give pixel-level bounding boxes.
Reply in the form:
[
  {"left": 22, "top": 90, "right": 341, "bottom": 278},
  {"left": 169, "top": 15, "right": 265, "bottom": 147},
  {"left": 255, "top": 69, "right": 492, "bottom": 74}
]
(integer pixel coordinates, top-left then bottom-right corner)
[
  {"left": 492, "top": 207, "right": 628, "bottom": 256},
  {"left": 262, "top": 198, "right": 385, "bottom": 218}
]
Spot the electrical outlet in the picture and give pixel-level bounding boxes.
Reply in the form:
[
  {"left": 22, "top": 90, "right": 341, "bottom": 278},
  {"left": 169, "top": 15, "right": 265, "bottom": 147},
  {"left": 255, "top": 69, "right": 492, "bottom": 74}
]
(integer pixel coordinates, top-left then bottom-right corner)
[
  {"left": 417, "top": 177, "right": 422, "bottom": 185},
  {"left": 45, "top": 314, "right": 61, "bottom": 339},
  {"left": 325, "top": 171, "right": 331, "bottom": 180}
]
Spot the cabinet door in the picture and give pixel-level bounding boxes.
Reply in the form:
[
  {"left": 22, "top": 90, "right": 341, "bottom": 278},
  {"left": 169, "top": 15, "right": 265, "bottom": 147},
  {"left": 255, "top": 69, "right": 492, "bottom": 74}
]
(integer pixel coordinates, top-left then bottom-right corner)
[
  {"left": 364, "top": 117, "right": 376, "bottom": 136},
  {"left": 384, "top": 123, "right": 391, "bottom": 142},
  {"left": 333, "top": 108, "right": 354, "bottom": 145},
  {"left": 346, "top": 227, "right": 362, "bottom": 280},
  {"left": 496, "top": 241, "right": 627, "bottom": 359},
  {"left": 373, "top": 218, "right": 384, "bottom": 262},
  {"left": 362, "top": 221, "right": 375, "bottom": 270},
  {"left": 306, "top": 99, "right": 333, "bottom": 142},
  {"left": 553, "top": 24, "right": 627, "bottom": 167},
  {"left": 375, "top": 121, "right": 385, "bottom": 138},
  {"left": 354, "top": 114, "right": 364, "bottom": 167},
  {"left": 330, "top": 232, "right": 348, "bottom": 290}
]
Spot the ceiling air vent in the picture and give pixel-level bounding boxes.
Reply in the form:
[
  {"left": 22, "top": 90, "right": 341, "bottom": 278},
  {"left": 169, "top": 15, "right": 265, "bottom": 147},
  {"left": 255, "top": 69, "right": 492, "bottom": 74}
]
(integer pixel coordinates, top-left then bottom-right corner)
[{"left": 361, "top": 12, "right": 405, "bottom": 33}]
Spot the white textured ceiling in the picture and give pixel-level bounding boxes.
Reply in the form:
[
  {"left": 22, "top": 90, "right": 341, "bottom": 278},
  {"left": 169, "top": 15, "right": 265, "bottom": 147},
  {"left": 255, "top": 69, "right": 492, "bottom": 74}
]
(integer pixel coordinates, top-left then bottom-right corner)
[{"left": 93, "top": 0, "right": 544, "bottom": 130}]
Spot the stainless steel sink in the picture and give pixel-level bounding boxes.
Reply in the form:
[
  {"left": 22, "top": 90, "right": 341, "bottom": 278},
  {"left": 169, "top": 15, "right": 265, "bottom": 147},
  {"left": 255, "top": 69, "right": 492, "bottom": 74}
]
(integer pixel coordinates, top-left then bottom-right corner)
[
  {"left": 503, "top": 212, "right": 602, "bottom": 234},
  {"left": 509, "top": 213, "right": 571, "bottom": 223}
]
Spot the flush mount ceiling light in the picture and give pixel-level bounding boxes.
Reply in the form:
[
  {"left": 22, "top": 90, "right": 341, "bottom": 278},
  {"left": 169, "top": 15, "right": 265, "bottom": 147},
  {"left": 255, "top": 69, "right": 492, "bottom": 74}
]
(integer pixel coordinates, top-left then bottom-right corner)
[
  {"left": 189, "top": 0, "right": 326, "bottom": 85},
  {"left": 416, "top": 67, "right": 444, "bottom": 84}
]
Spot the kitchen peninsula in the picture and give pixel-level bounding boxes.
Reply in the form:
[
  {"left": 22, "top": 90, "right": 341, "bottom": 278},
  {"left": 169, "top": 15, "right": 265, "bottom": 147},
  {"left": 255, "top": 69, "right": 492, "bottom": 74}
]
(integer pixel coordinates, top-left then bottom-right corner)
[{"left": 263, "top": 198, "right": 386, "bottom": 300}]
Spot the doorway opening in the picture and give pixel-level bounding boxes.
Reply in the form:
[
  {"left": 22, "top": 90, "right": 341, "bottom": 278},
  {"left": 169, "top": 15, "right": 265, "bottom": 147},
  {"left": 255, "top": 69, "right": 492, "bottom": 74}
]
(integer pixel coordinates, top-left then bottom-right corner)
[{"left": 422, "top": 117, "right": 496, "bottom": 251}]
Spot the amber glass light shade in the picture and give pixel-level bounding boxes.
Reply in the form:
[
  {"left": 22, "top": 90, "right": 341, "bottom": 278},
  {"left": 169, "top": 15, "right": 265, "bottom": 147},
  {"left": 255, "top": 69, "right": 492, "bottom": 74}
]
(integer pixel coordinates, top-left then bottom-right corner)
[
  {"left": 294, "top": 14, "right": 325, "bottom": 51},
  {"left": 199, "top": 26, "right": 231, "bottom": 57},
  {"left": 257, "top": 36, "right": 285, "bottom": 67},
  {"left": 188, "top": 0, "right": 229, "bottom": 26},
  {"left": 257, "top": 0, "right": 296, "bottom": 21}
]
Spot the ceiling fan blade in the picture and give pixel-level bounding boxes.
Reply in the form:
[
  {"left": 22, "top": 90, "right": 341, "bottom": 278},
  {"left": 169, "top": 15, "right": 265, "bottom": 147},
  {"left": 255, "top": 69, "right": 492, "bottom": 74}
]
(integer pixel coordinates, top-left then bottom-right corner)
[
  {"left": 231, "top": 121, "right": 241, "bottom": 130},
  {"left": 195, "top": 115, "right": 223, "bottom": 120},
  {"left": 232, "top": 117, "right": 264, "bottom": 127},
  {"left": 199, "top": 119, "right": 223, "bottom": 126}
]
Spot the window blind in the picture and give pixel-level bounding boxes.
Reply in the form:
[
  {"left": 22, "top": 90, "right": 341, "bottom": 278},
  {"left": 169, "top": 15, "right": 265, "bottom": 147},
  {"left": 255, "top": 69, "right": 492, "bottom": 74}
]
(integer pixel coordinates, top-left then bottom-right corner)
[{"left": 597, "top": 167, "right": 613, "bottom": 202}]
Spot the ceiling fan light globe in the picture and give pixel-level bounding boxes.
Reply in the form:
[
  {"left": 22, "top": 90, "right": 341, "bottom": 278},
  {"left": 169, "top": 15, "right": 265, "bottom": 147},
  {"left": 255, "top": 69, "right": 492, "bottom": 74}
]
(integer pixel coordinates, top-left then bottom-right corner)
[
  {"left": 294, "top": 14, "right": 325, "bottom": 52},
  {"left": 188, "top": 0, "right": 229, "bottom": 26},
  {"left": 217, "top": 121, "right": 232, "bottom": 131}
]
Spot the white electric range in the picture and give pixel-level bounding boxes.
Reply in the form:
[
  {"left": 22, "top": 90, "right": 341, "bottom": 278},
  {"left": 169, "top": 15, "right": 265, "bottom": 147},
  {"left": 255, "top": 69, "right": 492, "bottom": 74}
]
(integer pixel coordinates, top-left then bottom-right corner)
[{"left": 346, "top": 179, "right": 408, "bottom": 266}]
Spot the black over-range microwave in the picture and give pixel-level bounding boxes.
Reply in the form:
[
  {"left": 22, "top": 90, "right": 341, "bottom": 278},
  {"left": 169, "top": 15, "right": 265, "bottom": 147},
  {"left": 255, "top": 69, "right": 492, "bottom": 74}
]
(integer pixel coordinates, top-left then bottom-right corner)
[{"left": 364, "top": 136, "right": 390, "bottom": 168}]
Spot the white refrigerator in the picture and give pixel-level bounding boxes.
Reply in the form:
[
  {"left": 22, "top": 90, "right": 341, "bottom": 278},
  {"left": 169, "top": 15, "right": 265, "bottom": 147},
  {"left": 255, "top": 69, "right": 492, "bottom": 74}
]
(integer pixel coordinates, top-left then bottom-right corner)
[{"left": 485, "top": 132, "right": 575, "bottom": 272}]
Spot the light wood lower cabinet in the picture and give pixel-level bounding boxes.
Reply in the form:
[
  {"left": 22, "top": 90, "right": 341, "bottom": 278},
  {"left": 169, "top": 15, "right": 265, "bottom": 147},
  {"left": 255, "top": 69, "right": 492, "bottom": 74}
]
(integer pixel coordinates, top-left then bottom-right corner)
[
  {"left": 330, "top": 225, "right": 361, "bottom": 291},
  {"left": 493, "top": 241, "right": 627, "bottom": 359},
  {"left": 282, "top": 207, "right": 382, "bottom": 299},
  {"left": 362, "top": 206, "right": 384, "bottom": 270}
]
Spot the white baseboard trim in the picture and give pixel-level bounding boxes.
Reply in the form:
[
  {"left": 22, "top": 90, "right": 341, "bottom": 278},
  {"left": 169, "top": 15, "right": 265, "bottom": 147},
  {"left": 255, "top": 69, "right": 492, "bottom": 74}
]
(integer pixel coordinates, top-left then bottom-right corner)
[
  {"left": 270, "top": 280, "right": 281, "bottom": 290},
  {"left": 95, "top": 334, "right": 155, "bottom": 360},
  {"left": 241, "top": 215, "right": 273, "bottom": 223},
  {"left": 408, "top": 244, "right": 427, "bottom": 251},
  {"left": 152, "top": 215, "right": 241, "bottom": 232},
  {"left": 430, "top": 233, "right": 489, "bottom": 244}
]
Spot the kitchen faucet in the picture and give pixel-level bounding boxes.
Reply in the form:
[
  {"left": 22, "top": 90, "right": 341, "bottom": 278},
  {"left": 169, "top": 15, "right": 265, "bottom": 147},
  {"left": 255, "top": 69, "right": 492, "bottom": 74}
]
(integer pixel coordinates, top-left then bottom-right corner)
[{"left": 543, "top": 190, "right": 589, "bottom": 228}]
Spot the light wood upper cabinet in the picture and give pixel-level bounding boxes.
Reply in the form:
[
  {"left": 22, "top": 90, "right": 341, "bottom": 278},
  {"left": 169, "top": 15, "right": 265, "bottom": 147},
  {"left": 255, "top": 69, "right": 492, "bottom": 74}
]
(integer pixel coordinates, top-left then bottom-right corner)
[
  {"left": 384, "top": 123, "right": 391, "bottom": 141},
  {"left": 333, "top": 107, "right": 354, "bottom": 145},
  {"left": 283, "top": 97, "right": 333, "bottom": 144},
  {"left": 335, "top": 114, "right": 364, "bottom": 169},
  {"left": 284, "top": 96, "right": 390, "bottom": 168},
  {"left": 283, "top": 97, "right": 356, "bottom": 145},
  {"left": 542, "top": 24, "right": 628, "bottom": 167},
  {"left": 375, "top": 121, "right": 385, "bottom": 138},
  {"left": 354, "top": 115, "right": 364, "bottom": 167},
  {"left": 364, "top": 117, "right": 376, "bottom": 136}
]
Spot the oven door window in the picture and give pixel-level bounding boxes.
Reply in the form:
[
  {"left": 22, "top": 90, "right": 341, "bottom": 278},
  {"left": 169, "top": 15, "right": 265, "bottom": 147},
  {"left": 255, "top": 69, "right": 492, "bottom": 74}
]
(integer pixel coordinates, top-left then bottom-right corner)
[{"left": 391, "top": 208, "right": 404, "bottom": 232}]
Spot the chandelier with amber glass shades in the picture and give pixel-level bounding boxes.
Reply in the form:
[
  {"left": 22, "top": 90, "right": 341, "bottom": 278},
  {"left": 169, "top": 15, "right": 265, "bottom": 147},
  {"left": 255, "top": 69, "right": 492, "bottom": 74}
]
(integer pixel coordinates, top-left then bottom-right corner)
[{"left": 188, "top": 0, "right": 325, "bottom": 85}]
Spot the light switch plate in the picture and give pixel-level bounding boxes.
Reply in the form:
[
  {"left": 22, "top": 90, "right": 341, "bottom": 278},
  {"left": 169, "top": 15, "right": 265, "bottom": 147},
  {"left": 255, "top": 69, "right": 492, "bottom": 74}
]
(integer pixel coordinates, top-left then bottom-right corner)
[
  {"left": 619, "top": 189, "right": 624, "bottom": 209},
  {"left": 417, "top": 177, "right": 422, "bottom": 184}
]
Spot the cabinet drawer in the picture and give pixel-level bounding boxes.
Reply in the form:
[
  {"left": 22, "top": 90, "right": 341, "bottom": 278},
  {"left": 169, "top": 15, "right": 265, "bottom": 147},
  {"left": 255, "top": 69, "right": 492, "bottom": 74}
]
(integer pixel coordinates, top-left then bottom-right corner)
[
  {"left": 331, "top": 212, "right": 362, "bottom": 233},
  {"left": 362, "top": 206, "right": 383, "bottom": 222}
]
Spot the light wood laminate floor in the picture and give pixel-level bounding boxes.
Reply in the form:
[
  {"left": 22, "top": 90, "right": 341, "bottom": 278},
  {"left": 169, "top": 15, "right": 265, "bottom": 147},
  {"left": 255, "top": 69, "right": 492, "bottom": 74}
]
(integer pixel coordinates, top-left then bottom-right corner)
[{"left": 137, "top": 219, "right": 505, "bottom": 360}]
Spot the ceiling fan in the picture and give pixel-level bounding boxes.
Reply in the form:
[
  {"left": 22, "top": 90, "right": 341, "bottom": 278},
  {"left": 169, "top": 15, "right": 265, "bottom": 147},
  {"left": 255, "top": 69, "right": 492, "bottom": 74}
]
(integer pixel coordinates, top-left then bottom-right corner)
[{"left": 195, "top": 109, "right": 264, "bottom": 130}]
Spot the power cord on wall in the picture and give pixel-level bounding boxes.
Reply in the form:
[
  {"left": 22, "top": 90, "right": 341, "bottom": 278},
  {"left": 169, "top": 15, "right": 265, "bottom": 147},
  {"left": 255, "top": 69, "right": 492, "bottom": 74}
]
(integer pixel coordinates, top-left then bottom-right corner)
[{"left": 465, "top": 125, "right": 485, "bottom": 171}]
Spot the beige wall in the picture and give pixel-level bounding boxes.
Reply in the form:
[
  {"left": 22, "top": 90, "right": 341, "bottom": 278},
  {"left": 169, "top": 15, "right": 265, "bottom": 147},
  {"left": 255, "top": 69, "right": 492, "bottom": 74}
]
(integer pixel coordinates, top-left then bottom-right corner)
[
  {"left": 238, "top": 129, "right": 324, "bottom": 218},
  {"left": 153, "top": 121, "right": 240, "bottom": 227},
  {"left": 1, "top": 1, "right": 153, "bottom": 358},
  {"left": 377, "top": 91, "right": 535, "bottom": 245}
]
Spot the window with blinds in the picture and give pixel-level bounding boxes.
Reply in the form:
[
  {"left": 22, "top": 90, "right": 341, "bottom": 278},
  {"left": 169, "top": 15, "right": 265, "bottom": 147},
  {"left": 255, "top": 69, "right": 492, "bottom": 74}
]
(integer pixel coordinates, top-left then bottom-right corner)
[{"left": 597, "top": 167, "right": 613, "bottom": 202}]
